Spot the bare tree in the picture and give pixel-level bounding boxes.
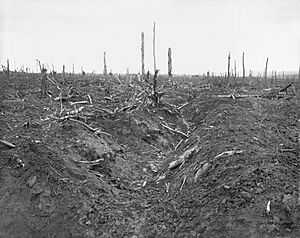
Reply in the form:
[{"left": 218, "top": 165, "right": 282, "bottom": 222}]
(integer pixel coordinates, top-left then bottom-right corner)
[
  {"left": 103, "top": 52, "right": 107, "bottom": 75},
  {"left": 227, "top": 52, "right": 231, "bottom": 78},
  {"left": 264, "top": 57, "right": 269, "bottom": 80},
  {"left": 72, "top": 62, "right": 75, "bottom": 75},
  {"left": 36, "top": 59, "right": 47, "bottom": 97},
  {"left": 153, "top": 22, "right": 156, "bottom": 72},
  {"left": 141, "top": 32, "right": 145, "bottom": 75},
  {"left": 242, "top": 52, "right": 245, "bottom": 79},
  {"left": 168, "top": 47, "right": 172, "bottom": 77},
  {"left": 234, "top": 60, "right": 237, "bottom": 78},
  {"left": 62, "top": 65, "right": 65, "bottom": 84},
  {"left": 6, "top": 59, "right": 10, "bottom": 81}
]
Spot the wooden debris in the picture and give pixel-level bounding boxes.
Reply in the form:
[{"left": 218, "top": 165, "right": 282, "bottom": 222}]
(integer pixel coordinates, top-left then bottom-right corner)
[
  {"left": 194, "top": 162, "right": 210, "bottom": 183},
  {"left": 162, "top": 124, "right": 188, "bottom": 138},
  {"left": 216, "top": 94, "right": 259, "bottom": 99},
  {"left": 0, "top": 140, "right": 16, "bottom": 149},
  {"left": 214, "top": 150, "right": 243, "bottom": 159},
  {"left": 179, "top": 146, "right": 198, "bottom": 160},
  {"left": 279, "top": 83, "right": 292, "bottom": 93},
  {"left": 174, "top": 139, "right": 183, "bottom": 150},
  {"left": 178, "top": 102, "right": 189, "bottom": 110},
  {"left": 69, "top": 118, "right": 98, "bottom": 133},
  {"left": 180, "top": 175, "right": 187, "bottom": 191},
  {"left": 165, "top": 182, "right": 170, "bottom": 193},
  {"left": 169, "top": 146, "right": 198, "bottom": 170},
  {"left": 87, "top": 94, "right": 93, "bottom": 104},
  {"left": 77, "top": 158, "right": 104, "bottom": 165},
  {"left": 69, "top": 101, "right": 89, "bottom": 106},
  {"left": 266, "top": 200, "right": 271, "bottom": 214},
  {"left": 169, "top": 158, "right": 184, "bottom": 170},
  {"left": 156, "top": 174, "right": 166, "bottom": 182}
]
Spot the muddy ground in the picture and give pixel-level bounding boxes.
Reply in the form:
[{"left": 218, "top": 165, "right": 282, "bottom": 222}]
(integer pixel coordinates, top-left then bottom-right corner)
[{"left": 0, "top": 72, "right": 299, "bottom": 238}]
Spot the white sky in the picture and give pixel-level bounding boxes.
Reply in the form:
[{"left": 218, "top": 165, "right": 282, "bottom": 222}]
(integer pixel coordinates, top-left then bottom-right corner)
[{"left": 0, "top": 0, "right": 299, "bottom": 74}]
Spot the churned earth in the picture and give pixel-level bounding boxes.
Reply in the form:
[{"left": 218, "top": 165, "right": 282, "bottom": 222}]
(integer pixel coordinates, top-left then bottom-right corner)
[{"left": 0, "top": 72, "right": 299, "bottom": 238}]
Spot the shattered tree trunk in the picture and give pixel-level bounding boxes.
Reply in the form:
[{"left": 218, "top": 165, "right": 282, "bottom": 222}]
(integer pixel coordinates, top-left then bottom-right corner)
[
  {"left": 6, "top": 59, "right": 10, "bottom": 81},
  {"left": 41, "top": 68, "right": 47, "bottom": 98},
  {"left": 264, "top": 57, "right": 269, "bottom": 80},
  {"left": 72, "top": 63, "right": 74, "bottom": 75},
  {"left": 153, "top": 22, "right": 156, "bottom": 72},
  {"left": 234, "top": 60, "right": 237, "bottom": 78},
  {"left": 227, "top": 52, "right": 231, "bottom": 78},
  {"left": 103, "top": 52, "right": 107, "bottom": 75},
  {"left": 141, "top": 32, "right": 145, "bottom": 75},
  {"left": 152, "top": 69, "right": 159, "bottom": 107},
  {"left": 242, "top": 52, "right": 245, "bottom": 79},
  {"left": 62, "top": 65, "right": 65, "bottom": 84},
  {"left": 168, "top": 47, "right": 172, "bottom": 77},
  {"left": 298, "top": 66, "right": 300, "bottom": 81}
]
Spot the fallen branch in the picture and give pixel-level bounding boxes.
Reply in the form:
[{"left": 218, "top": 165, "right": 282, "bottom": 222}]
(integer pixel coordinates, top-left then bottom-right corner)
[
  {"left": 177, "top": 102, "right": 189, "bottom": 110},
  {"left": 162, "top": 124, "right": 188, "bottom": 138},
  {"left": 214, "top": 150, "right": 243, "bottom": 159},
  {"left": 69, "top": 101, "right": 89, "bottom": 106},
  {"left": 77, "top": 158, "right": 104, "bottom": 165},
  {"left": 68, "top": 118, "right": 111, "bottom": 137},
  {"left": 180, "top": 175, "right": 187, "bottom": 191},
  {"left": 279, "top": 83, "right": 292, "bottom": 93},
  {"left": 47, "top": 76, "right": 61, "bottom": 91},
  {"left": 216, "top": 94, "right": 259, "bottom": 99},
  {"left": 69, "top": 118, "right": 97, "bottom": 132},
  {"left": 0, "top": 140, "right": 16, "bottom": 148},
  {"left": 87, "top": 94, "right": 93, "bottom": 104},
  {"left": 94, "top": 107, "right": 114, "bottom": 115}
]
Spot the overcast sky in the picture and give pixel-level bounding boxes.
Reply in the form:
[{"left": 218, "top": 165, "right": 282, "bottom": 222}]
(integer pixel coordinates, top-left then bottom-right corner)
[{"left": 0, "top": 0, "right": 299, "bottom": 74}]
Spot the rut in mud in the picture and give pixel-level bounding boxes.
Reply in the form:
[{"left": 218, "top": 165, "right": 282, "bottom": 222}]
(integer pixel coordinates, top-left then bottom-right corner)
[{"left": 0, "top": 73, "right": 299, "bottom": 238}]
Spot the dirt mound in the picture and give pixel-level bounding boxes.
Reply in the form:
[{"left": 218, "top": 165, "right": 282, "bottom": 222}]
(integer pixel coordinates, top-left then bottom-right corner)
[{"left": 0, "top": 73, "right": 299, "bottom": 237}]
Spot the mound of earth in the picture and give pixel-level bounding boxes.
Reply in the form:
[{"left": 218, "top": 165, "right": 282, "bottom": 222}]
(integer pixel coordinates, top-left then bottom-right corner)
[{"left": 0, "top": 72, "right": 299, "bottom": 238}]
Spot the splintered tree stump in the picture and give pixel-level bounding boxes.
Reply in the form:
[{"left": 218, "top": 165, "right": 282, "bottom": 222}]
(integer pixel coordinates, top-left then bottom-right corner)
[
  {"left": 227, "top": 52, "right": 231, "bottom": 78},
  {"left": 168, "top": 47, "right": 172, "bottom": 77},
  {"left": 152, "top": 69, "right": 162, "bottom": 107},
  {"left": 242, "top": 52, "right": 245, "bottom": 79},
  {"left": 153, "top": 22, "right": 156, "bottom": 72},
  {"left": 62, "top": 65, "right": 65, "bottom": 84},
  {"left": 141, "top": 32, "right": 145, "bottom": 75},
  {"left": 103, "top": 51, "right": 107, "bottom": 75},
  {"left": 6, "top": 59, "right": 10, "bottom": 81},
  {"left": 41, "top": 68, "right": 47, "bottom": 97},
  {"left": 234, "top": 60, "right": 237, "bottom": 78},
  {"left": 264, "top": 57, "right": 269, "bottom": 80}
]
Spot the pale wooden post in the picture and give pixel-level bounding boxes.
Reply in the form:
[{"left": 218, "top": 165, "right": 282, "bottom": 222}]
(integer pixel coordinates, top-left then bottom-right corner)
[
  {"left": 264, "top": 57, "right": 269, "bottom": 80},
  {"left": 103, "top": 52, "right": 107, "bottom": 75},
  {"left": 227, "top": 52, "right": 231, "bottom": 78},
  {"left": 242, "top": 52, "right": 245, "bottom": 79},
  {"left": 153, "top": 22, "right": 156, "bottom": 72},
  {"left": 168, "top": 47, "right": 172, "bottom": 77},
  {"left": 141, "top": 32, "right": 145, "bottom": 75},
  {"left": 234, "top": 60, "right": 237, "bottom": 78},
  {"left": 41, "top": 67, "right": 47, "bottom": 97},
  {"left": 6, "top": 59, "right": 10, "bottom": 81},
  {"left": 62, "top": 65, "right": 65, "bottom": 84}
]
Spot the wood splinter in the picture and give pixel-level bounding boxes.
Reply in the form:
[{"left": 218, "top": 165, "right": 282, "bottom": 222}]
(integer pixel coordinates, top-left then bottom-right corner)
[{"left": 162, "top": 124, "right": 188, "bottom": 138}]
